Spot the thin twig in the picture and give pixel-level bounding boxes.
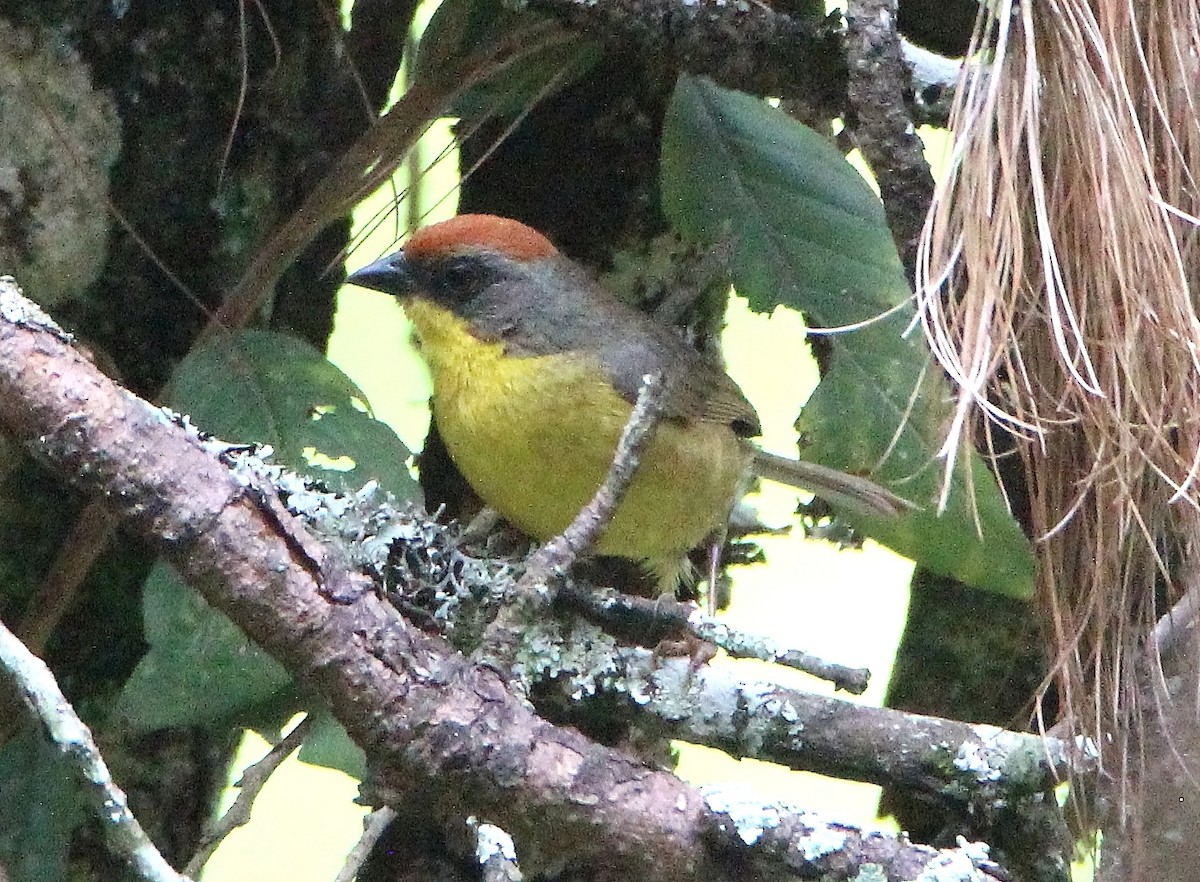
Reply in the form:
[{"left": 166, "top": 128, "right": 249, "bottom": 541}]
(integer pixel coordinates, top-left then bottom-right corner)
[
  {"left": 479, "top": 373, "right": 668, "bottom": 663},
  {"left": 556, "top": 584, "right": 870, "bottom": 694},
  {"left": 18, "top": 505, "right": 118, "bottom": 654},
  {"left": 0, "top": 617, "right": 189, "bottom": 882},
  {"left": 333, "top": 806, "right": 397, "bottom": 882},
  {"left": 689, "top": 617, "right": 871, "bottom": 694},
  {"left": 183, "top": 715, "right": 314, "bottom": 878},
  {"left": 531, "top": 373, "right": 668, "bottom": 575}
]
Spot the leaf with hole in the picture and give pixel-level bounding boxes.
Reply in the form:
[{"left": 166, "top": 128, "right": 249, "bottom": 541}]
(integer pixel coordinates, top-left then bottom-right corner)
[{"left": 170, "top": 329, "right": 420, "bottom": 501}]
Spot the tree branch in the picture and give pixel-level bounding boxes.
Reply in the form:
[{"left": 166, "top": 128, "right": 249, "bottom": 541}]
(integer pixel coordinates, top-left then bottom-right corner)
[
  {"left": 0, "top": 279, "right": 1018, "bottom": 881},
  {"left": 845, "top": 0, "right": 937, "bottom": 274},
  {"left": 334, "top": 807, "right": 396, "bottom": 882},
  {"left": 275, "top": 461, "right": 1075, "bottom": 826},
  {"left": 0, "top": 282, "right": 716, "bottom": 881},
  {"left": 556, "top": 583, "right": 871, "bottom": 693},
  {"left": 519, "top": 615, "right": 1081, "bottom": 810},
  {"left": 523, "top": 0, "right": 960, "bottom": 126},
  {"left": 526, "top": 0, "right": 848, "bottom": 107},
  {"left": 183, "top": 716, "right": 313, "bottom": 878},
  {"left": 0, "top": 614, "right": 187, "bottom": 882}
]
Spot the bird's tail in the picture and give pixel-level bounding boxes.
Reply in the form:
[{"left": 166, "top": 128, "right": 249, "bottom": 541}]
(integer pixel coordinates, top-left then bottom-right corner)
[{"left": 751, "top": 451, "right": 915, "bottom": 519}]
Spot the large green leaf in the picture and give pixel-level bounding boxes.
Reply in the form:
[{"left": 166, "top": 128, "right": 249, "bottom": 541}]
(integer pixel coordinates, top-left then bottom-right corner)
[
  {"left": 170, "top": 329, "right": 419, "bottom": 502},
  {"left": 129, "top": 331, "right": 418, "bottom": 734},
  {"left": 662, "top": 76, "right": 1035, "bottom": 598},
  {"left": 115, "top": 562, "right": 292, "bottom": 733},
  {"left": 117, "top": 560, "right": 366, "bottom": 772}
]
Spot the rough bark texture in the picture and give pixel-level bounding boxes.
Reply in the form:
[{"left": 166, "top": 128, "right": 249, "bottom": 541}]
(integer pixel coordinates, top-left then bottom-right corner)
[
  {"left": 845, "top": 0, "right": 936, "bottom": 275},
  {"left": 0, "top": 293, "right": 723, "bottom": 882},
  {"left": 1, "top": 282, "right": 1025, "bottom": 882},
  {"left": 525, "top": 0, "right": 843, "bottom": 106}
]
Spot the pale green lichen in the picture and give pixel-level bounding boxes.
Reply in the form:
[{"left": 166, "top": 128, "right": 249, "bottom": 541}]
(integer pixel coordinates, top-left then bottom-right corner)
[
  {"left": 914, "top": 845, "right": 990, "bottom": 882},
  {"left": 470, "top": 817, "right": 517, "bottom": 864},
  {"left": 702, "top": 783, "right": 851, "bottom": 859},
  {"left": 853, "top": 864, "right": 887, "bottom": 882},
  {"left": 953, "top": 724, "right": 1055, "bottom": 794},
  {"left": 515, "top": 618, "right": 622, "bottom": 699},
  {"left": 702, "top": 783, "right": 780, "bottom": 845}
]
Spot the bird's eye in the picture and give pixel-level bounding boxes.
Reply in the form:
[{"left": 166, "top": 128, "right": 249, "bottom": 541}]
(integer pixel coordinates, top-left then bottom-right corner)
[{"left": 440, "top": 257, "right": 483, "bottom": 299}]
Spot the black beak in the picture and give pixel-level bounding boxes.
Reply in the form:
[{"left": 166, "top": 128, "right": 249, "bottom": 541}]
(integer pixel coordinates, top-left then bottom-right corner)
[{"left": 346, "top": 251, "right": 413, "bottom": 297}]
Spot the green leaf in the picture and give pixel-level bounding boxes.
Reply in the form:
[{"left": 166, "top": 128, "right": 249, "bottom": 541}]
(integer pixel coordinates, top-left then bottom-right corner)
[
  {"left": 115, "top": 562, "right": 291, "bottom": 733},
  {"left": 662, "top": 76, "right": 1035, "bottom": 598},
  {"left": 297, "top": 711, "right": 366, "bottom": 780},
  {"left": 0, "top": 728, "right": 80, "bottom": 882},
  {"left": 170, "top": 329, "right": 420, "bottom": 501}
]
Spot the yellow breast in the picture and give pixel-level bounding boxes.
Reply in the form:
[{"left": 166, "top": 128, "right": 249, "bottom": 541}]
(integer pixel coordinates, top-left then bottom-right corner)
[{"left": 405, "top": 299, "right": 750, "bottom": 577}]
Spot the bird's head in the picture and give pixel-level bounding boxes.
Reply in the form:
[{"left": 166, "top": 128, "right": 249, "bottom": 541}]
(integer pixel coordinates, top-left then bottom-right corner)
[{"left": 347, "top": 215, "right": 560, "bottom": 313}]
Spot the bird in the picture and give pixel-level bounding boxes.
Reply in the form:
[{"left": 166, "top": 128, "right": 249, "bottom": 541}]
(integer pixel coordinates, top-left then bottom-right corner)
[{"left": 347, "top": 214, "right": 909, "bottom": 589}]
